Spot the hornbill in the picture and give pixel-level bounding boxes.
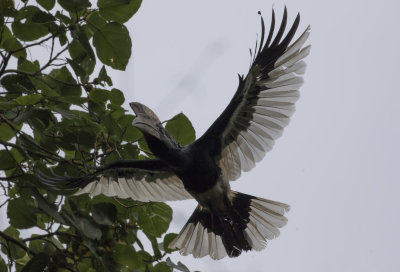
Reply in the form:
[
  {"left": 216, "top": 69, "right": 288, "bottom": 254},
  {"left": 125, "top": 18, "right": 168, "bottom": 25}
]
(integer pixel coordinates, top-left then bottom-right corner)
[{"left": 36, "top": 8, "right": 310, "bottom": 260}]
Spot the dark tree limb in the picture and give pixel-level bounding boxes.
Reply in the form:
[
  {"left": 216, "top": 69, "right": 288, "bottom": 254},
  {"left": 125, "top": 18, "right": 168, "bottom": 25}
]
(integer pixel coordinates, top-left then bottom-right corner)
[{"left": 0, "top": 231, "right": 36, "bottom": 255}]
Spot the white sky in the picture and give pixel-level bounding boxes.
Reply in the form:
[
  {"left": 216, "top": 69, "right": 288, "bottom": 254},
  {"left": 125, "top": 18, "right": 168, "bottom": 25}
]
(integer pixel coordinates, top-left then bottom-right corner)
[
  {"left": 116, "top": 1, "right": 400, "bottom": 271},
  {"left": 2, "top": 1, "right": 400, "bottom": 271}
]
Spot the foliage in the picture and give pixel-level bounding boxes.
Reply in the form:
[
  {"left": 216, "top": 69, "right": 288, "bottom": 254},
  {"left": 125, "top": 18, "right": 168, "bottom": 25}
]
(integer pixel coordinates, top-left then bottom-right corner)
[{"left": 0, "top": 1, "right": 197, "bottom": 271}]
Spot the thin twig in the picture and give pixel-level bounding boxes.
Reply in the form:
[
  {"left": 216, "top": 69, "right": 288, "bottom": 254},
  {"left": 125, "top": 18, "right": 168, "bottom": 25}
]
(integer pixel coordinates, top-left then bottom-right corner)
[
  {"left": 22, "top": 231, "right": 80, "bottom": 242},
  {"left": 38, "top": 45, "right": 69, "bottom": 73},
  {"left": 0, "top": 199, "right": 9, "bottom": 209},
  {"left": 0, "top": 138, "right": 57, "bottom": 162},
  {"left": 49, "top": 36, "right": 55, "bottom": 61},
  {"left": 0, "top": 53, "right": 11, "bottom": 75},
  {"left": 11, "top": 34, "right": 55, "bottom": 55}
]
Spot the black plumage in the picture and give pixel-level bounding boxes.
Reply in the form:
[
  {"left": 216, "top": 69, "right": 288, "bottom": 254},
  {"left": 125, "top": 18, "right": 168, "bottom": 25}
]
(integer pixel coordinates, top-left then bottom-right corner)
[{"left": 36, "top": 8, "right": 310, "bottom": 260}]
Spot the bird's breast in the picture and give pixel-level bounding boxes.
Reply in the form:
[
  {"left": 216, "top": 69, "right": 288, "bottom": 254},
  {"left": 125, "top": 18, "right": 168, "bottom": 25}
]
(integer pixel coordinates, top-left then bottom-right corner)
[
  {"left": 176, "top": 146, "right": 221, "bottom": 193},
  {"left": 178, "top": 162, "right": 220, "bottom": 192},
  {"left": 189, "top": 173, "right": 231, "bottom": 214}
]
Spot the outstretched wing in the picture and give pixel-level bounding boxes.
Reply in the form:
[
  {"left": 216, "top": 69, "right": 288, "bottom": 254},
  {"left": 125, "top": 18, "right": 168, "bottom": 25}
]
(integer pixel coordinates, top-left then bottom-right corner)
[
  {"left": 35, "top": 159, "right": 192, "bottom": 202},
  {"left": 195, "top": 8, "right": 311, "bottom": 181}
]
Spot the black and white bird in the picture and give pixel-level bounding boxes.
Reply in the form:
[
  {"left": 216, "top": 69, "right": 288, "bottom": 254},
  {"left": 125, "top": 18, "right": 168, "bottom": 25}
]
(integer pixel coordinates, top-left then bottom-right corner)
[{"left": 36, "top": 8, "right": 310, "bottom": 260}]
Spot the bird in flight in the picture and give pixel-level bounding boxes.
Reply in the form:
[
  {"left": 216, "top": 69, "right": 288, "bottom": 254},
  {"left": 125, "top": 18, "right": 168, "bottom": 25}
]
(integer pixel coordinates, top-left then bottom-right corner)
[{"left": 36, "top": 8, "right": 310, "bottom": 260}]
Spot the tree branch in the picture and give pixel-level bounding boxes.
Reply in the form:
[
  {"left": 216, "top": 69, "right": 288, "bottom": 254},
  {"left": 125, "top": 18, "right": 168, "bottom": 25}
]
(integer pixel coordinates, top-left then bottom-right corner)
[
  {"left": 0, "top": 52, "right": 11, "bottom": 75},
  {"left": 22, "top": 231, "right": 80, "bottom": 242},
  {"left": 38, "top": 45, "right": 69, "bottom": 74},
  {"left": 0, "top": 231, "right": 36, "bottom": 256},
  {"left": 0, "top": 114, "right": 76, "bottom": 166},
  {"left": 11, "top": 34, "right": 55, "bottom": 55}
]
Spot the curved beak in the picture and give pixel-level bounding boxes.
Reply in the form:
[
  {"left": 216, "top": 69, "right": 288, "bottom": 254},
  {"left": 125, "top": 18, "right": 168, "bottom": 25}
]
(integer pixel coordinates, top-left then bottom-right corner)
[{"left": 130, "top": 102, "right": 162, "bottom": 139}]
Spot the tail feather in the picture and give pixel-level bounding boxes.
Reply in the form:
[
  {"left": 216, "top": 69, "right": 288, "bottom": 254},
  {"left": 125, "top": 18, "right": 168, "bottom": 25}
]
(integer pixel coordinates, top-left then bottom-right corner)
[{"left": 168, "top": 191, "right": 289, "bottom": 260}]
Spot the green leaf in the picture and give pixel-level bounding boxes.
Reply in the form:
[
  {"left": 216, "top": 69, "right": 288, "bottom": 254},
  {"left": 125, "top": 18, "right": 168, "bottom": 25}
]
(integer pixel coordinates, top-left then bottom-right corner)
[
  {"left": 118, "top": 114, "right": 133, "bottom": 127},
  {"left": 122, "top": 126, "right": 141, "bottom": 142},
  {"left": 77, "top": 259, "right": 94, "bottom": 272},
  {"left": 93, "top": 22, "right": 131, "bottom": 70},
  {"left": 10, "top": 148, "right": 24, "bottom": 163},
  {"left": 0, "top": 123, "right": 14, "bottom": 141},
  {"left": 118, "top": 143, "right": 139, "bottom": 159},
  {"left": 0, "top": 150, "right": 15, "bottom": 170},
  {"left": 37, "top": 0, "right": 56, "bottom": 10},
  {"left": 28, "top": 237, "right": 45, "bottom": 253},
  {"left": 91, "top": 195, "right": 128, "bottom": 220},
  {"left": 110, "top": 88, "right": 124, "bottom": 105},
  {"left": 0, "top": 227, "right": 26, "bottom": 259},
  {"left": 0, "top": 26, "right": 13, "bottom": 48},
  {"left": 0, "top": 257, "right": 7, "bottom": 272},
  {"left": 16, "top": 94, "right": 43, "bottom": 105},
  {"left": 101, "top": 114, "right": 125, "bottom": 141},
  {"left": 21, "top": 253, "right": 50, "bottom": 272},
  {"left": 162, "top": 233, "right": 178, "bottom": 253},
  {"left": 47, "top": 67, "right": 81, "bottom": 96},
  {"left": 18, "top": 58, "right": 40, "bottom": 73},
  {"left": 26, "top": 108, "right": 55, "bottom": 136},
  {"left": 18, "top": 252, "right": 34, "bottom": 267},
  {"left": 58, "top": 29, "right": 68, "bottom": 46},
  {"left": 119, "top": 115, "right": 141, "bottom": 142},
  {"left": 31, "top": 10, "right": 55, "bottom": 23},
  {"left": 154, "top": 262, "right": 173, "bottom": 272},
  {"left": 59, "top": 128, "right": 96, "bottom": 150},
  {"left": 67, "top": 57, "right": 87, "bottom": 78},
  {"left": 138, "top": 137, "right": 151, "bottom": 155},
  {"left": 31, "top": 188, "right": 66, "bottom": 224},
  {"left": 71, "top": 26, "right": 95, "bottom": 60},
  {"left": 68, "top": 40, "right": 96, "bottom": 76},
  {"left": 48, "top": 237, "right": 64, "bottom": 250},
  {"left": 55, "top": 10, "right": 72, "bottom": 24},
  {"left": 97, "top": 65, "right": 113, "bottom": 86},
  {"left": 1, "top": 74, "right": 34, "bottom": 93},
  {"left": 89, "top": 88, "right": 109, "bottom": 103},
  {"left": 11, "top": 21, "right": 48, "bottom": 42},
  {"left": 165, "top": 113, "right": 196, "bottom": 146},
  {"left": 15, "top": 6, "right": 41, "bottom": 20},
  {"left": 165, "top": 257, "right": 190, "bottom": 272},
  {"left": 29, "top": 76, "right": 58, "bottom": 97},
  {"left": 50, "top": 105, "right": 74, "bottom": 120},
  {"left": 86, "top": 11, "right": 106, "bottom": 33},
  {"left": 109, "top": 104, "right": 125, "bottom": 119},
  {"left": 7, "top": 198, "right": 38, "bottom": 229},
  {"left": 77, "top": 218, "right": 102, "bottom": 240},
  {"left": 135, "top": 203, "right": 172, "bottom": 237},
  {"left": 56, "top": 95, "right": 87, "bottom": 105},
  {"left": 88, "top": 100, "right": 106, "bottom": 119},
  {"left": 0, "top": 0, "right": 15, "bottom": 17},
  {"left": 63, "top": 211, "right": 103, "bottom": 241},
  {"left": 114, "top": 244, "right": 143, "bottom": 269},
  {"left": 98, "top": 0, "right": 142, "bottom": 23},
  {"left": 147, "top": 233, "right": 162, "bottom": 259},
  {"left": 58, "top": 0, "right": 91, "bottom": 12},
  {"left": 91, "top": 203, "right": 117, "bottom": 226},
  {"left": 2, "top": 38, "right": 27, "bottom": 58},
  {"left": 0, "top": 101, "right": 18, "bottom": 110}
]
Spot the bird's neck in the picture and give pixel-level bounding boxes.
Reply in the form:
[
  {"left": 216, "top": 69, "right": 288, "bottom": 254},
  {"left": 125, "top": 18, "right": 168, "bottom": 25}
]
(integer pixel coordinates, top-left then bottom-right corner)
[{"left": 143, "top": 131, "right": 184, "bottom": 168}]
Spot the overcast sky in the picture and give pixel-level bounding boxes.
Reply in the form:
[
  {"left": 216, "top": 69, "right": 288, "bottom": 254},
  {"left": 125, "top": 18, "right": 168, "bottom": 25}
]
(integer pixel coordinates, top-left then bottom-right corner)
[
  {"left": 115, "top": 1, "right": 400, "bottom": 271},
  {"left": 2, "top": 1, "right": 400, "bottom": 271}
]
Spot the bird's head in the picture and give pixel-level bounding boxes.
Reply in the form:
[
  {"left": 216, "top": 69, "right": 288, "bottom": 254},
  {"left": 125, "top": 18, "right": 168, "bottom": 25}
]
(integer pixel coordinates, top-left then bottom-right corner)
[
  {"left": 130, "top": 102, "right": 162, "bottom": 139},
  {"left": 130, "top": 102, "right": 181, "bottom": 159}
]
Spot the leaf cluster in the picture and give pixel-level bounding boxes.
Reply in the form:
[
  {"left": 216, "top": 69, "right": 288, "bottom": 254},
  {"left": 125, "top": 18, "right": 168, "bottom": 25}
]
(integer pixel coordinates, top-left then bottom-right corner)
[{"left": 0, "top": 1, "right": 197, "bottom": 271}]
